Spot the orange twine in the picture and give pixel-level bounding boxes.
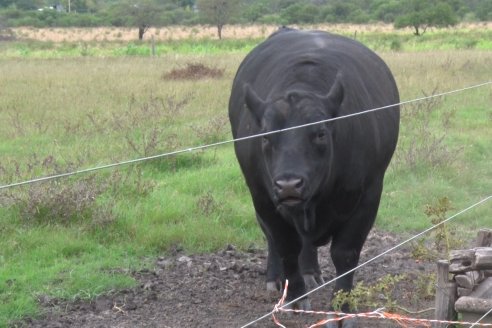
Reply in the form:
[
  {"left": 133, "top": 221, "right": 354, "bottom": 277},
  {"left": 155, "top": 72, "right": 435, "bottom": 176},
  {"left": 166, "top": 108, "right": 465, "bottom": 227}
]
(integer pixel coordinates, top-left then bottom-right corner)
[{"left": 273, "top": 280, "right": 492, "bottom": 328}]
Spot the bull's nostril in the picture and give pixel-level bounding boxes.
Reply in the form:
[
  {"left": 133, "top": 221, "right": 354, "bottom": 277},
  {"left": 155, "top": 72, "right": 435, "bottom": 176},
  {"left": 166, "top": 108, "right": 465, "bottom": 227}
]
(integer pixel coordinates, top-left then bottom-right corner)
[{"left": 275, "top": 178, "right": 304, "bottom": 192}]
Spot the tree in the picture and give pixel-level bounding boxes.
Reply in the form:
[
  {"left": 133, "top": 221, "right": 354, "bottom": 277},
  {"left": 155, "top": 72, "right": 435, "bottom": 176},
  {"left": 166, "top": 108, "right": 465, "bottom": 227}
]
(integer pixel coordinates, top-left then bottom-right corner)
[
  {"left": 196, "top": 0, "right": 239, "bottom": 39},
  {"left": 475, "top": 0, "right": 492, "bottom": 21},
  {"left": 371, "top": 0, "right": 403, "bottom": 22},
  {"left": 281, "top": 3, "right": 320, "bottom": 24},
  {"left": 394, "top": 0, "right": 458, "bottom": 36},
  {"left": 0, "top": 15, "right": 15, "bottom": 40},
  {"left": 1, "top": 0, "right": 42, "bottom": 10},
  {"left": 111, "top": 0, "right": 164, "bottom": 40}
]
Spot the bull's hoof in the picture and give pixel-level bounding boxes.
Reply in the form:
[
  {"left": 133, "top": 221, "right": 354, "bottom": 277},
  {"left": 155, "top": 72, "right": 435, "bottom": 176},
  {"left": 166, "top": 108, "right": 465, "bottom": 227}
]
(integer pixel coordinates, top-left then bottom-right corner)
[
  {"left": 283, "top": 298, "right": 311, "bottom": 316},
  {"left": 266, "top": 280, "right": 281, "bottom": 292},
  {"left": 324, "top": 315, "right": 357, "bottom": 328},
  {"left": 303, "top": 273, "right": 325, "bottom": 290}
]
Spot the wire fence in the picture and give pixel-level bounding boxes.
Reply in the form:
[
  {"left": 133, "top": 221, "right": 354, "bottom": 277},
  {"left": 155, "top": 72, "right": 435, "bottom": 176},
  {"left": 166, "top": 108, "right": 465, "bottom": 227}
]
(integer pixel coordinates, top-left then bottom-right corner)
[
  {"left": 271, "top": 280, "right": 492, "bottom": 328},
  {"left": 239, "top": 195, "right": 492, "bottom": 328},
  {"left": 1, "top": 80, "right": 490, "bottom": 191},
  {"left": 1, "top": 80, "right": 491, "bottom": 327}
]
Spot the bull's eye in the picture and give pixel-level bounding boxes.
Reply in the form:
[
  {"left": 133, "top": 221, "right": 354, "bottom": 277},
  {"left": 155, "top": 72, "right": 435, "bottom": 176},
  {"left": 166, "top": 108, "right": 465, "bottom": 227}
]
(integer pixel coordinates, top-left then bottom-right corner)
[{"left": 314, "top": 131, "right": 327, "bottom": 144}]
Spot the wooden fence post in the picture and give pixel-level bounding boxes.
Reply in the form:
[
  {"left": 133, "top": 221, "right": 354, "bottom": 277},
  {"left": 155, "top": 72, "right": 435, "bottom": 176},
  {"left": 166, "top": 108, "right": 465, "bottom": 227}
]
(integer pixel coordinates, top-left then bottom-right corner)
[
  {"left": 434, "top": 260, "right": 457, "bottom": 328},
  {"left": 476, "top": 228, "right": 492, "bottom": 247},
  {"left": 151, "top": 35, "right": 156, "bottom": 57}
]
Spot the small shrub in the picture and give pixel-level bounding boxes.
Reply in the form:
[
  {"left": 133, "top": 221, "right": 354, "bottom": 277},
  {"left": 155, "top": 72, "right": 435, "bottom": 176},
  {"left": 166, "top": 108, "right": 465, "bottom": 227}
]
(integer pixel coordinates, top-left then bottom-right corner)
[
  {"left": 0, "top": 155, "right": 113, "bottom": 226},
  {"left": 390, "top": 38, "right": 402, "bottom": 51},
  {"left": 424, "top": 197, "right": 463, "bottom": 256},
  {"left": 461, "top": 39, "right": 478, "bottom": 49},
  {"left": 18, "top": 175, "right": 107, "bottom": 225},
  {"left": 393, "top": 87, "right": 461, "bottom": 169},
  {"left": 411, "top": 197, "right": 464, "bottom": 261},
  {"left": 0, "top": 156, "right": 159, "bottom": 229},
  {"left": 109, "top": 166, "right": 155, "bottom": 199},
  {"left": 192, "top": 116, "right": 229, "bottom": 145},
  {"left": 111, "top": 93, "right": 192, "bottom": 158},
  {"left": 411, "top": 239, "right": 437, "bottom": 261},
  {"left": 79, "top": 42, "right": 89, "bottom": 56},
  {"left": 332, "top": 274, "right": 405, "bottom": 312},
  {"left": 196, "top": 191, "right": 218, "bottom": 216},
  {"left": 414, "top": 273, "right": 436, "bottom": 302},
  {"left": 124, "top": 43, "right": 149, "bottom": 56}
]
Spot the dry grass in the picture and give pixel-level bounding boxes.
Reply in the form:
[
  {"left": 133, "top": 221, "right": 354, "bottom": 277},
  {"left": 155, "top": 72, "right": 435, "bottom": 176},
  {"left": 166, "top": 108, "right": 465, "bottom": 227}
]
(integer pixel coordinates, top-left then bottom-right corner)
[{"left": 12, "top": 22, "right": 492, "bottom": 42}]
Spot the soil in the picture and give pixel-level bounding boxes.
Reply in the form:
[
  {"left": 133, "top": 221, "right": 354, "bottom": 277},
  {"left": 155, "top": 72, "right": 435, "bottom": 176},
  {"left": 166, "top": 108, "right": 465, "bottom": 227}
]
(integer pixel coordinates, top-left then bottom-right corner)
[
  {"left": 19, "top": 230, "right": 438, "bottom": 328},
  {"left": 162, "top": 63, "right": 224, "bottom": 80}
]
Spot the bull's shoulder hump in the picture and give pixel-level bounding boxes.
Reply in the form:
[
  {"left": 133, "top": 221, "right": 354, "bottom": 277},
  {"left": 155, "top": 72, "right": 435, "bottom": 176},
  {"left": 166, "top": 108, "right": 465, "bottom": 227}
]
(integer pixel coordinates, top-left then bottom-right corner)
[
  {"left": 267, "top": 30, "right": 366, "bottom": 49},
  {"left": 245, "top": 30, "right": 376, "bottom": 68}
]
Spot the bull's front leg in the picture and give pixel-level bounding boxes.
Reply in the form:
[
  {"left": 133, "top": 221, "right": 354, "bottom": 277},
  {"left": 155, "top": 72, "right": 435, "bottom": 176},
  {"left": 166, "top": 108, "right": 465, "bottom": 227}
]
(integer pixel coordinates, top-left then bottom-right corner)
[
  {"left": 257, "top": 209, "right": 310, "bottom": 310},
  {"left": 265, "top": 235, "right": 284, "bottom": 291},
  {"left": 271, "top": 226, "right": 311, "bottom": 311},
  {"left": 256, "top": 213, "right": 284, "bottom": 291},
  {"left": 299, "top": 240, "right": 324, "bottom": 291}
]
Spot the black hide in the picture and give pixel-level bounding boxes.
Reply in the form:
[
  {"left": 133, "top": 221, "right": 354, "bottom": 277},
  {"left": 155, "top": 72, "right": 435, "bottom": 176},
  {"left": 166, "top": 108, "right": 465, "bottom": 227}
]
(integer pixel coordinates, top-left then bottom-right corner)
[{"left": 228, "top": 28, "right": 400, "bottom": 312}]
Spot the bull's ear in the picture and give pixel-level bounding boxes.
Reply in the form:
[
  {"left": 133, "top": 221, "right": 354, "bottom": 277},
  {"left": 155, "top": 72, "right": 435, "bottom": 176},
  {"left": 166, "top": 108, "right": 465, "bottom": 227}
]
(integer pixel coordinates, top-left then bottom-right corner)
[
  {"left": 322, "top": 72, "right": 344, "bottom": 114},
  {"left": 244, "top": 83, "right": 266, "bottom": 124}
]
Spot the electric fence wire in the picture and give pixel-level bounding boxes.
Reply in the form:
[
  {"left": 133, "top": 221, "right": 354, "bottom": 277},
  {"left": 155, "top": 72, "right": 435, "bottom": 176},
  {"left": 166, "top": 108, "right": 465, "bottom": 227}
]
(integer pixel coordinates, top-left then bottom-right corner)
[
  {"left": 0, "top": 81, "right": 491, "bottom": 191},
  {"left": 239, "top": 195, "right": 492, "bottom": 328}
]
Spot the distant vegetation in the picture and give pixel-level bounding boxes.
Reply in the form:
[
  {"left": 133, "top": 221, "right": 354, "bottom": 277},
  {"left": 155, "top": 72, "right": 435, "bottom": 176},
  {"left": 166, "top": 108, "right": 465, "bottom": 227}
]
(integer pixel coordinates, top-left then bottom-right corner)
[
  {"left": 2, "top": 26, "right": 491, "bottom": 59},
  {"left": 0, "top": 0, "right": 491, "bottom": 39}
]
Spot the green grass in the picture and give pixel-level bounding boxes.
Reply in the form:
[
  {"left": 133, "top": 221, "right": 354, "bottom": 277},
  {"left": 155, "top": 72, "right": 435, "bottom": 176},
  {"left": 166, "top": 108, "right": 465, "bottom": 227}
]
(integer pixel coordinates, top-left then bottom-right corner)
[
  {"left": 0, "top": 38, "right": 260, "bottom": 59},
  {"left": 0, "top": 224, "right": 138, "bottom": 324},
  {"left": 0, "top": 32, "right": 491, "bottom": 326}
]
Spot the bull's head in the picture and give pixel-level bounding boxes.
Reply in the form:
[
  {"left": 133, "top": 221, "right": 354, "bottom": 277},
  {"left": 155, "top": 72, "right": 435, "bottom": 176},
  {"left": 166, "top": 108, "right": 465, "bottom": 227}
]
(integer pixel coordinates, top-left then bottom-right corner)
[{"left": 243, "top": 75, "right": 344, "bottom": 231}]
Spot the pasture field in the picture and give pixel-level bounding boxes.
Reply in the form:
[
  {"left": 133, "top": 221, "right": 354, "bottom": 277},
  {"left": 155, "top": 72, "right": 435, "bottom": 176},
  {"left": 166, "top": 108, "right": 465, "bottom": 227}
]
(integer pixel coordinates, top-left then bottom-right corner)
[{"left": 0, "top": 27, "right": 491, "bottom": 326}]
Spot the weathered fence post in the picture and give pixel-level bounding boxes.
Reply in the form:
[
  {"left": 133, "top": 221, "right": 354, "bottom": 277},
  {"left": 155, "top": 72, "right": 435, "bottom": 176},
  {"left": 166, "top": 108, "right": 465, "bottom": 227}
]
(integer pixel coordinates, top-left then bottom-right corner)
[
  {"left": 476, "top": 228, "right": 492, "bottom": 247},
  {"left": 151, "top": 35, "right": 156, "bottom": 57},
  {"left": 446, "top": 228, "right": 492, "bottom": 324},
  {"left": 434, "top": 260, "right": 457, "bottom": 328}
]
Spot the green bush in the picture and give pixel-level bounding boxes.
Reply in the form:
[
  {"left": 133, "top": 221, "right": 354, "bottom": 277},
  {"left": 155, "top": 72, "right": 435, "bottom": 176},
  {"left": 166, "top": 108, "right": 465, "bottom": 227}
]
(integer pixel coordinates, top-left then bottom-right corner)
[
  {"left": 281, "top": 3, "right": 321, "bottom": 24},
  {"left": 257, "top": 14, "right": 282, "bottom": 25},
  {"left": 390, "top": 38, "right": 402, "bottom": 51}
]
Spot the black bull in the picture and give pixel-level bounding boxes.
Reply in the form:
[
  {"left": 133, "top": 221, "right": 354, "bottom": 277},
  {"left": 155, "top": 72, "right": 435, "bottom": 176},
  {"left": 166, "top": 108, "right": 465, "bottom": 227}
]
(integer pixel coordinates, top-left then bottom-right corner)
[{"left": 228, "top": 28, "right": 400, "bottom": 325}]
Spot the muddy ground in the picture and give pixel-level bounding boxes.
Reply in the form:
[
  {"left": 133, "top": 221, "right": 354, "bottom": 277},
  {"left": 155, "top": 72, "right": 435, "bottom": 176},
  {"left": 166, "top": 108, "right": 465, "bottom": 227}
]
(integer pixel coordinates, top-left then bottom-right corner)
[{"left": 20, "top": 230, "right": 438, "bottom": 328}]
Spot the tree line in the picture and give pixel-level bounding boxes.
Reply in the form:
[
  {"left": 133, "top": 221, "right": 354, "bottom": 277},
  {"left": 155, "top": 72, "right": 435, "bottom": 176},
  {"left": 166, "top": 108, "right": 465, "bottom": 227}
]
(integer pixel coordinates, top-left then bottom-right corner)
[{"left": 0, "top": 0, "right": 491, "bottom": 39}]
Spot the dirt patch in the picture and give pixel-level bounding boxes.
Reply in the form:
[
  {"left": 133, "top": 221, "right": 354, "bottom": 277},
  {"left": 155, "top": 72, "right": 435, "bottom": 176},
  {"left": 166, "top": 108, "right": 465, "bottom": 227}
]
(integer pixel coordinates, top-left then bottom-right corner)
[
  {"left": 162, "top": 63, "right": 224, "bottom": 80},
  {"left": 17, "top": 229, "right": 440, "bottom": 328}
]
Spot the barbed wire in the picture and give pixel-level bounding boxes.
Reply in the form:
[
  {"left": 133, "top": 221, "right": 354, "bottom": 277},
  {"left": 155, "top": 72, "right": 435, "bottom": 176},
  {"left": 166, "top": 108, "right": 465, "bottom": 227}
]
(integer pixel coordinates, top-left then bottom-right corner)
[
  {"left": 1, "top": 80, "right": 490, "bottom": 191},
  {"left": 239, "top": 195, "right": 492, "bottom": 328}
]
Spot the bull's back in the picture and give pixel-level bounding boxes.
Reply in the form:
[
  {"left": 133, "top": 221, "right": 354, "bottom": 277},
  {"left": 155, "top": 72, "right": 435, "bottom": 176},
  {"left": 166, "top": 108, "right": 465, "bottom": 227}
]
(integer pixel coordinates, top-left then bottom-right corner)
[{"left": 229, "top": 29, "right": 399, "bottom": 138}]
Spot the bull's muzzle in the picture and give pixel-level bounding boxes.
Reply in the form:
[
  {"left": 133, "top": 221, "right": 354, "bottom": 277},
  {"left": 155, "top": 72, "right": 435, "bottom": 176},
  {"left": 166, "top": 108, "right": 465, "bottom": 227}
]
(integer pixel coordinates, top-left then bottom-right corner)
[{"left": 274, "top": 176, "right": 305, "bottom": 206}]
